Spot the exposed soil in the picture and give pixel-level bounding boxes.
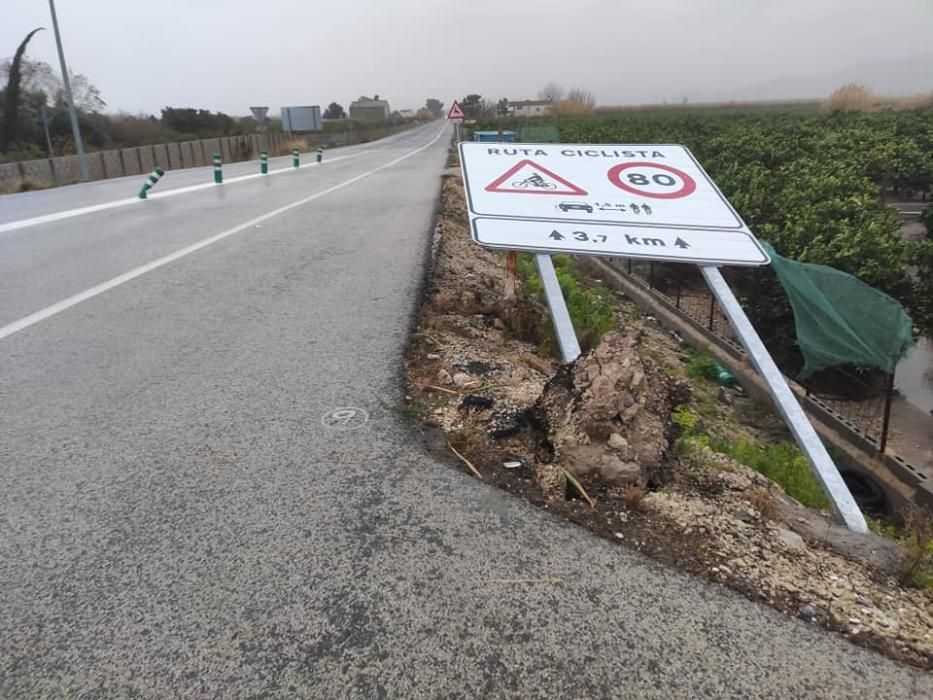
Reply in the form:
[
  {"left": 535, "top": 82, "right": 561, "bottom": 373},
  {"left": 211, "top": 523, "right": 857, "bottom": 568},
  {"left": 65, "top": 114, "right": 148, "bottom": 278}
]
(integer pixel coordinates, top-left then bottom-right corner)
[{"left": 405, "top": 150, "right": 933, "bottom": 670}]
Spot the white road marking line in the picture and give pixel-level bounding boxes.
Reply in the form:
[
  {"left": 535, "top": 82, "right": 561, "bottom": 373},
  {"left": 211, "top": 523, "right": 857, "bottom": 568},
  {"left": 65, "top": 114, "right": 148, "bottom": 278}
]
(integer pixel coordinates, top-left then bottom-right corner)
[
  {"left": 0, "top": 151, "right": 371, "bottom": 235},
  {"left": 0, "top": 125, "right": 447, "bottom": 342}
]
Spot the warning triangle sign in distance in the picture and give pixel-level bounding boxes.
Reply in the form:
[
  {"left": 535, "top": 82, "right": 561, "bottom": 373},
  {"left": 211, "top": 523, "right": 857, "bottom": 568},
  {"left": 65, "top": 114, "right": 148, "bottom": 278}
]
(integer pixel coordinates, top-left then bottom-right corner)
[
  {"left": 484, "top": 160, "right": 588, "bottom": 196},
  {"left": 447, "top": 101, "right": 465, "bottom": 120}
]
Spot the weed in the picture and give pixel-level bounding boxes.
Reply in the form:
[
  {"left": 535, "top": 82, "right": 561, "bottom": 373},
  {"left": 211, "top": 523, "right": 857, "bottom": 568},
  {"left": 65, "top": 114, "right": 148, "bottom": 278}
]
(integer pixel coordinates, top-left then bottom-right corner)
[
  {"left": 684, "top": 349, "right": 720, "bottom": 382},
  {"left": 748, "top": 485, "right": 780, "bottom": 521},
  {"left": 711, "top": 437, "right": 829, "bottom": 511},
  {"left": 868, "top": 510, "right": 933, "bottom": 589},
  {"left": 399, "top": 402, "right": 432, "bottom": 420}
]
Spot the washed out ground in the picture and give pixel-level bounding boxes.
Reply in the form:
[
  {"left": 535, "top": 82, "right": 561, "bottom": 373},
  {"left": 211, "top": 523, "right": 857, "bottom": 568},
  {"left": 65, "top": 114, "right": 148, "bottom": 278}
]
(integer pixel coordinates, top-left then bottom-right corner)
[{"left": 405, "top": 152, "right": 933, "bottom": 669}]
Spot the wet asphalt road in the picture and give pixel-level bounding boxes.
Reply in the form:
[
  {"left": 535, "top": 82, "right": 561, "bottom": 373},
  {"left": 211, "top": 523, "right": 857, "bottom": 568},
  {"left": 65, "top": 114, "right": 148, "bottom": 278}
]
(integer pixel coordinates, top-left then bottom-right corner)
[{"left": 0, "top": 122, "right": 930, "bottom": 698}]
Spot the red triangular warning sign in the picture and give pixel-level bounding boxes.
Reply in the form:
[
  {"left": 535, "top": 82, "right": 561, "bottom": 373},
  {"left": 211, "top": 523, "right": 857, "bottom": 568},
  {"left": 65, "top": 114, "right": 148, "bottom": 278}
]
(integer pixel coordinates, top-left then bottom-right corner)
[
  {"left": 447, "top": 101, "right": 465, "bottom": 120},
  {"left": 484, "top": 160, "right": 588, "bottom": 196}
]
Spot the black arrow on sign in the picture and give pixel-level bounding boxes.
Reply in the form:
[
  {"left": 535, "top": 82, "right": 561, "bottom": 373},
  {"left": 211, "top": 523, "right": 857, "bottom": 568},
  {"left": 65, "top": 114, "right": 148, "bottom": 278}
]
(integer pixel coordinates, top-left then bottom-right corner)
[
  {"left": 549, "top": 230, "right": 565, "bottom": 240},
  {"left": 673, "top": 237, "right": 690, "bottom": 249}
]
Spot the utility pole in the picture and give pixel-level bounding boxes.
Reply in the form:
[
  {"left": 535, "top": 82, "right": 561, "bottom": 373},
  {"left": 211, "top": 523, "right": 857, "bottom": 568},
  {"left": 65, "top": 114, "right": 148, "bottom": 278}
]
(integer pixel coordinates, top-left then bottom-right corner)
[{"left": 48, "top": 0, "right": 89, "bottom": 182}]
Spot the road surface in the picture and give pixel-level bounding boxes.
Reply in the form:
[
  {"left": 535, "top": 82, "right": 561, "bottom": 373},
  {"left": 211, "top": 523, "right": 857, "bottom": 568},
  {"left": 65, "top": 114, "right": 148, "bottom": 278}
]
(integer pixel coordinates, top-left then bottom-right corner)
[{"left": 0, "top": 123, "right": 929, "bottom": 698}]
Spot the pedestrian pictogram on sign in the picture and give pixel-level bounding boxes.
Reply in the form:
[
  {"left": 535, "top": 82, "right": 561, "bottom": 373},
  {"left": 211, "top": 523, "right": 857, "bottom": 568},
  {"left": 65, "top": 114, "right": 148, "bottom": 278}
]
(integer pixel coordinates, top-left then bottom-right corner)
[
  {"left": 485, "top": 160, "right": 588, "bottom": 196},
  {"left": 447, "top": 101, "right": 465, "bottom": 121},
  {"left": 607, "top": 162, "right": 696, "bottom": 199}
]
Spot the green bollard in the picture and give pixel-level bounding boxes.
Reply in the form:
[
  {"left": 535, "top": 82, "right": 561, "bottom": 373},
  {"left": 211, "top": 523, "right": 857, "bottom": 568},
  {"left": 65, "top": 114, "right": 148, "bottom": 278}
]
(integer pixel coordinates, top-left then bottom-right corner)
[
  {"left": 292, "top": 148, "right": 300, "bottom": 168},
  {"left": 260, "top": 150, "right": 268, "bottom": 175},
  {"left": 138, "top": 166, "right": 165, "bottom": 199},
  {"left": 316, "top": 147, "right": 323, "bottom": 163},
  {"left": 212, "top": 153, "right": 223, "bottom": 183}
]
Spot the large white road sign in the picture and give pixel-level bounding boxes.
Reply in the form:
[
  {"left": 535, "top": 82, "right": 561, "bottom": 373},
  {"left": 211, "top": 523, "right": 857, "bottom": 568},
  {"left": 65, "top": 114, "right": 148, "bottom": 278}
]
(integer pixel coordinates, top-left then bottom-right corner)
[{"left": 459, "top": 142, "right": 769, "bottom": 266}]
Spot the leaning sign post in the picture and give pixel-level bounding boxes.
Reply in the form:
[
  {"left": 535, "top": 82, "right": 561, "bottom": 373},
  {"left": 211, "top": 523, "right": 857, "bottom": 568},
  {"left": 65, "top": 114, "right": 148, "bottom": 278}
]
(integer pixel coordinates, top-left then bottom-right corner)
[{"left": 458, "top": 142, "right": 868, "bottom": 533}]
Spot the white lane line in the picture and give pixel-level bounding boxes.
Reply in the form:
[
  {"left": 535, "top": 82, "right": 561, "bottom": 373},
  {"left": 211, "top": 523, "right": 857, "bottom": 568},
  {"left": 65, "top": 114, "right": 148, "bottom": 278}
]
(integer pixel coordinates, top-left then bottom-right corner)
[
  {"left": 0, "top": 151, "right": 372, "bottom": 235},
  {"left": 0, "top": 125, "right": 447, "bottom": 342}
]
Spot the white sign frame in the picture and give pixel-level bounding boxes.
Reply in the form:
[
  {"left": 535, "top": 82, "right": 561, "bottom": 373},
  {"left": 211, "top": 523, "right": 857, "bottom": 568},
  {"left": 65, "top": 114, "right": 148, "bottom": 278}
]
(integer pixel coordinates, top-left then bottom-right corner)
[{"left": 459, "top": 142, "right": 770, "bottom": 266}]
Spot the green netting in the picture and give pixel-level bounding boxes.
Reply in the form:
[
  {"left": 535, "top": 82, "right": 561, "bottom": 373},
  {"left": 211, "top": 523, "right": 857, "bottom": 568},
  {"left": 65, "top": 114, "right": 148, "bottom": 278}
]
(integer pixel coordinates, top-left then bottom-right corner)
[
  {"left": 516, "top": 125, "right": 560, "bottom": 143},
  {"left": 763, "top": 242, "right": 914, "bottom": 378}
]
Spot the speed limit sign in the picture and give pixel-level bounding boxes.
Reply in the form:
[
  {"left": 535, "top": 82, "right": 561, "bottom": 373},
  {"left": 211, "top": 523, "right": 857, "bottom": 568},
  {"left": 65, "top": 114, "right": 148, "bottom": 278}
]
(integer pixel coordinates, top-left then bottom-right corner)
[{"left": 607, "top": 162, "right": 697, "bottom": 199}]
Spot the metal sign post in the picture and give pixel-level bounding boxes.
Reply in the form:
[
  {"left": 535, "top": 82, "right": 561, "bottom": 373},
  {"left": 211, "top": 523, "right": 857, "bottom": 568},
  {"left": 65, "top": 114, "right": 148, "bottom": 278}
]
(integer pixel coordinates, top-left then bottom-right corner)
[
  {"left": 536, "top": 254, "right": 581, "bottom": 363},
  {"left": 250, "top": 106, "right": 269, "bottom": 153},
  {"left": 457, "top": 140, "right": 868, "bottom": 533},
  {"left": 701, "top": 266, "right": 868, "bottom": 533}
]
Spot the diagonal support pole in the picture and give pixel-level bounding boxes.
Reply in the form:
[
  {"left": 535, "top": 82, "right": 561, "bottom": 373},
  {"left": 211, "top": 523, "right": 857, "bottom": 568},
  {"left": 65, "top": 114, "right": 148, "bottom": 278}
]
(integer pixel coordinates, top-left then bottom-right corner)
[
  {"left": 536, "top": 254, "right": 581, "bottom": 364},
  {"left": 700, "top": 265, "right": 867, "bottom": 533}
]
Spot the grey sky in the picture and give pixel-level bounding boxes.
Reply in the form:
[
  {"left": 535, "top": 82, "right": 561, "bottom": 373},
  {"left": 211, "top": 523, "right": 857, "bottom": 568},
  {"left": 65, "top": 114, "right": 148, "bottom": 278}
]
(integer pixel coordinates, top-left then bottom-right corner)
[{"left": 3, "top": 0, "right": 932, "bottom": 116}]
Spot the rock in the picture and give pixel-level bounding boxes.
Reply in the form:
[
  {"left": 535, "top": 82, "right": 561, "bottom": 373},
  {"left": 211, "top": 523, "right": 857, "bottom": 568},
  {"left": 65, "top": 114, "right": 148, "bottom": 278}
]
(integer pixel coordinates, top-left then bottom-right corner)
[
  {"left": 452, "top": 372, "right": 472, "bottom": 387},
  {"left": 630, "top": 369, "right": 644, "bottom": 389},
  {"left": 531, "top": 331, "right": 674, "bottom": 484},
  {"left": 436, "top": 369, "right": 453, "bottom": 385},
  {"left": 493, "top": 318, "right": 505, "bottom": 330},
  {"left": 733, "top": 509, "right": 757, "bottom": 523},
  {"left": 459, "top": 395, "right": 494, "bottom": 412},
  {"left": 426, "top": 353, "right": 441, "bottom": 360},
  {"left": 487, "top": 408, "right": 530, "bottom": 439},
  {"left": 503, "top": 460, "right": 522, "bottom": 469},
  {"left": 800, "top": 604, "right": 818, "bottom": 619},
  {"left": 717, "top": 386, "right": 734, "bottom": 406},
  {"left": 598, "top": 455, "right": 642, "bottom": 484},
  {"left": 620, "top": 403, "right": 641, "bottom": 422},
  {"left": 774, "top": 528, "right": 806, "bottom": 552}
]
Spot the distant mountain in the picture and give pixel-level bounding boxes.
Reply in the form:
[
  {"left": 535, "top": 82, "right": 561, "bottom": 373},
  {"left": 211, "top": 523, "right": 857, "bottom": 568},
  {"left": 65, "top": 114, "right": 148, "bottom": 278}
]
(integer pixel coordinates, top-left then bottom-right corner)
[{"left": 709, "top": 54, "right": 933, "bottom": 102}]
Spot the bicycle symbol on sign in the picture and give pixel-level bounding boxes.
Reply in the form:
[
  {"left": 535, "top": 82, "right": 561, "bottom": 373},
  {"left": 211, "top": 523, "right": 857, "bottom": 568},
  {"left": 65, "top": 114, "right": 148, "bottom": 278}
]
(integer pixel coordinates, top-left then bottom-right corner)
[{"left": 511, "top": 172, "right": 556, "bottom": 190}]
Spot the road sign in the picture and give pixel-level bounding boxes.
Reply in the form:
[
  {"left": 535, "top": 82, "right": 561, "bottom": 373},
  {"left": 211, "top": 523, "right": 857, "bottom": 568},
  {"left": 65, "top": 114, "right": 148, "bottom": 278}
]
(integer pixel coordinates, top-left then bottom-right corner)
[
  {"left": 486, "top": 160, "right": 587, "bottom": 195},
  {"left": 459, "top": 142, "right": 769, "bottom": 266},
  {"left": 447, "top": 100, "right": 465, "bottom": 122},
  {"left": 250, "top": 106, "right": 269, "bottom": 123}
]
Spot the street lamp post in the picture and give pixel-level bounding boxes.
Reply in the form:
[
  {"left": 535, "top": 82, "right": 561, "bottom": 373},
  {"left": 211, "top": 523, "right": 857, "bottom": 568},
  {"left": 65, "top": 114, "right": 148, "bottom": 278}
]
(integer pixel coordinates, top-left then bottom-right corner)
[{"left": 48, "top": 0, "right": 89, "bottom": 182}]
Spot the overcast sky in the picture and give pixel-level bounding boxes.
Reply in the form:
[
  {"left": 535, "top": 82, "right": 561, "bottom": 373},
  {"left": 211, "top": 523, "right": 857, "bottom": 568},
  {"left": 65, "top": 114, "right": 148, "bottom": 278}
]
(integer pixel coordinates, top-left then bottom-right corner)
[{"left": 3, "top": 0, "right": 932, "bottom": 116}]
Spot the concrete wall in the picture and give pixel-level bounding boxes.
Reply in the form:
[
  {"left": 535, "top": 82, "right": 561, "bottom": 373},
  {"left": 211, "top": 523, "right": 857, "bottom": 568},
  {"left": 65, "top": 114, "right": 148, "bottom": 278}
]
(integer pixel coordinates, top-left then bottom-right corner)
[{"left": 0, "top": 122, "right": 422, "bottom": 193}]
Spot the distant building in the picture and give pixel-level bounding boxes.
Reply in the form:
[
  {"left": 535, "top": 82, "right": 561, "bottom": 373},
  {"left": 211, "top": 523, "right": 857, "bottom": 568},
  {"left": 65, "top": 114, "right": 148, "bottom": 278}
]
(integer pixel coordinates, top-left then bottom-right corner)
[
  {"left": 349, "top": 95, "right": 391, "bottom": 122},
  {"left": 508, "top": 99, "right": 552, "bottom": 117},
  {"left": 398, "top": 109, "right": 416, "bottom": 119}
]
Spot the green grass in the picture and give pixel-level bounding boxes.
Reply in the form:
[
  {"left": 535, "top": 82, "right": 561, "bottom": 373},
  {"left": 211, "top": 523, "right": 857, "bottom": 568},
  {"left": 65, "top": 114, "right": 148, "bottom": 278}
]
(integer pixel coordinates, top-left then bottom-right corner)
[{"left": 711, "top": 437, "right": 830, "bottom": 510}]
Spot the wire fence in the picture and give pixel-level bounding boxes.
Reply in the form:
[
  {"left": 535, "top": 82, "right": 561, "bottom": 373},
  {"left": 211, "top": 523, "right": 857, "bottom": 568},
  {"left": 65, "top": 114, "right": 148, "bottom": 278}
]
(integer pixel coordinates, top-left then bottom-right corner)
[{"left": 614, "top": 258, "right": 901, "bottom": 452}]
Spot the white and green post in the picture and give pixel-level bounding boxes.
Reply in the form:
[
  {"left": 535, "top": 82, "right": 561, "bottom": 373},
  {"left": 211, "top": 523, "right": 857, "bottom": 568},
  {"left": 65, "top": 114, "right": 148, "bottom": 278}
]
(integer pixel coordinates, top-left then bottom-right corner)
[
  {"left": 292, "top": 149, "right": 300, "bottom": 168},
  {"left": 260, "top": 150, "right": 269, "bottom": 174},
  {"left": 138, "top": 166, "right": 165, "bottom": 199},
  {"left": 212, "top": 152, "right": 223, "bottom": 183},
  {"left": 316, "top": 147, "right": 323, "bottom": 163}
]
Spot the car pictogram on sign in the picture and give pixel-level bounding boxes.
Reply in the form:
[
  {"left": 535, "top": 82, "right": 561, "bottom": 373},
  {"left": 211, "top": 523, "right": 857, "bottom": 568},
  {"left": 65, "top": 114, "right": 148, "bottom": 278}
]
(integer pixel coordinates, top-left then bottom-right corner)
[{"left": 558, "top": 202, "right": 594, "bottom": 213}]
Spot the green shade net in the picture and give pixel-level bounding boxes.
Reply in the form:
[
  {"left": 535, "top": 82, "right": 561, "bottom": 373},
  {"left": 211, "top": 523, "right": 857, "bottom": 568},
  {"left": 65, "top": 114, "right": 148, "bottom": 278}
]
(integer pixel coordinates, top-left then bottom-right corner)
[
  {"left": 516, "top": 125, "right": 561, "bottom": 143},
  {"left": 762, "top": 242, "right": 914, "bottom": 378}
]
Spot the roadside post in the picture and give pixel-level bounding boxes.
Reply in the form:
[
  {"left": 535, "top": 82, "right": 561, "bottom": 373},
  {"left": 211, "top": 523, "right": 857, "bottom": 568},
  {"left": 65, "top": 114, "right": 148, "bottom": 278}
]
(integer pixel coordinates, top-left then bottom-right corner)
[
  {"left": 138, "top": 166, "right": 164, "bottom": 199},
  {"left": 457, "top": 141, "right": 868, "bottom": 533},
  {"left": 317, "top": 147, "right": 323, "bottom": 163},
  {"left": 260, "top": 150, "right": 269, "bottom": 174},
  {"left": 292, "top": 149, "right": 300, "bottom": 168},
  {"left": 212, "top": 153, "right": 223, "bottom": 184}
]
